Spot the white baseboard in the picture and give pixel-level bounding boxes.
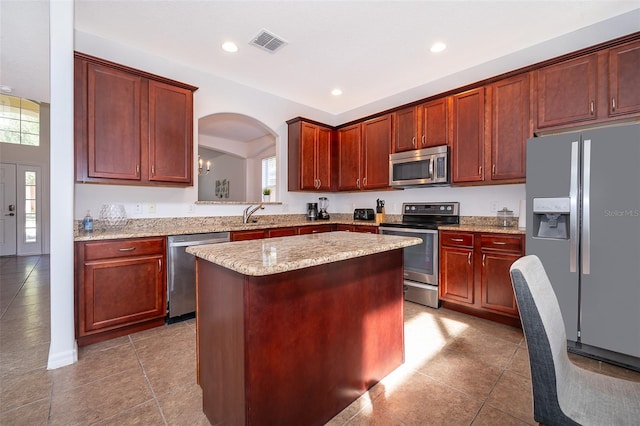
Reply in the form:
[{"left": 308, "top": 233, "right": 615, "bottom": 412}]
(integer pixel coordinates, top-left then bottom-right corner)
[{"left": 47, "top": 342, "right": 78, "bottom": 370}]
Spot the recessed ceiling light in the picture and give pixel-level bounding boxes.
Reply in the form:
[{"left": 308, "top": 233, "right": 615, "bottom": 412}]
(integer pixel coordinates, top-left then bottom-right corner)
[
  {"left": 430, "top": 42, "right": 446, "bottom": 53},
  {"left": 331, "top": 88, "right": 343, "bottom": 96},
  {"left": 222, "top": 41, "right": 238, "bottom": 53}
]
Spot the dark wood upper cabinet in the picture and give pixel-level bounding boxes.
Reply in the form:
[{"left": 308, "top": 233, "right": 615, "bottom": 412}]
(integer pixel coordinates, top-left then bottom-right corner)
[
  {"left": 608, "top": 39, "right": 640, "bottom": 117},
  {"left": 337, "top": 124, "right": 362, "bottom": 191},
  {"left": 75, "top": 52, "right": 197, "bottom": 187},
  {"left": 452, "top": 88, "right": 485, "bottom": 184},
  {"left": 148, "top": 80, "right": 193, "bottom": 184},
  {"left": 287, "top": 119, "right": 334, "bottom": 192},
  {"left": 393, "top": 107, "right": 418, "bottom": 152},
  {"left": 393, "top": 98, "right": 449, "bottom": 153},
  {"left": 535, "top": 53, "right": 598, "bottom": 129},
  {"left": 86, "top": 63, "right": 142, "bottom": 181},
  {"left": 489, "top": 73, "right": 530, "bottom": 182},
  {"left": 338, "top": 115, "right": 391, "bottom": 191},
  {"left": 361, "top": 114, "right": 392, "bottom": 190},
  {"left": 420, "top": 97, "right": 450, "bottom": 148}
]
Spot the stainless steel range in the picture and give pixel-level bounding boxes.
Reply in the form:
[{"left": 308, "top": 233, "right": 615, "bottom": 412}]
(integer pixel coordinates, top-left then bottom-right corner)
[{"left": 379, "top": 202, "right": 460, "bottom": 308}]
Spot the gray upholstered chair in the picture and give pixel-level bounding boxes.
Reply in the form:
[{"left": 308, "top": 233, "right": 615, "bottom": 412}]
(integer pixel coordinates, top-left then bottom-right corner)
[{"left": 509, "top": 255, "right": 640, "bottom": 426}]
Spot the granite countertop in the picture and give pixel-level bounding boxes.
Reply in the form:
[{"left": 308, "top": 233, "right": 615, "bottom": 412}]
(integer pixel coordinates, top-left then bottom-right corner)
[
  {"left": 438, "top": 224, "right": 525, "bottom": 235},
  {"left": 186, "top": 231, "right": 422, "bottom": 276},
  {"left": 73, "top": 213, "right": 392, "bottom": 242}
]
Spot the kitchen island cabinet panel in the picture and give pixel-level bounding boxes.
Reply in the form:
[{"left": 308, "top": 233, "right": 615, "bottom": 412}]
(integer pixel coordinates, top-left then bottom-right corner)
[{"left": 195, "top": 249, "right": 404, "bottom": 425}]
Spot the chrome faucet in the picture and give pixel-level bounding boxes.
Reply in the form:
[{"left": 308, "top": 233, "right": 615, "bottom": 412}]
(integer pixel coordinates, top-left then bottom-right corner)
[{"left": 243, "top": 204, "right": 264, "bottom": 224}]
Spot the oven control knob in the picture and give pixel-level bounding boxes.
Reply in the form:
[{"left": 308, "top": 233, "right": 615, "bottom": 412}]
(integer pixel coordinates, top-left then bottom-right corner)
[
  {"left": 447, "top": 206, "right": 452, "bottom": 210},
  {"left": 440, "top": 206, "right": 445, "bottom": 210},
  {"left": 411, "top": 206, "right": 416, "bottom": 211},
  {"left": 405, "top": 206, "right": 410, "bottom": 211}
]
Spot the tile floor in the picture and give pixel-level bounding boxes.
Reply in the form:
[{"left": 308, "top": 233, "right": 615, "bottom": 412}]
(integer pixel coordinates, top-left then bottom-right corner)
[{"left": 1, "top": 255, "right": 639, "bottom": 425}]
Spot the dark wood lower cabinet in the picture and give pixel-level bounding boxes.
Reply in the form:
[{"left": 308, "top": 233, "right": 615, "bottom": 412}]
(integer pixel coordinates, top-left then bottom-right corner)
[
  {"left": 75, "top": 237, "right": 166, "bottom": 346},
  {"left": 440, "top": 230, "right": 524, "bottom": 327}
]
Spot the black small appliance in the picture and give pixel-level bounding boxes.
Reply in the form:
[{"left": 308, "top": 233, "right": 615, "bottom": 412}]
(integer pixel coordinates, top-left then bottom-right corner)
[{"left": 306, "top": 203, "right": 318, "bottom": 221}]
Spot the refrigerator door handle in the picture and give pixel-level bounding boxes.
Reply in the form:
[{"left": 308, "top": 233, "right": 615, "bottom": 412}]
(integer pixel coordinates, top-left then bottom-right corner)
[
  {"left": 570, "top": 141, "right": 580, "bottom": 273},
  {"left": 582, "top": 139, "right": 591, "bottom": 274}
]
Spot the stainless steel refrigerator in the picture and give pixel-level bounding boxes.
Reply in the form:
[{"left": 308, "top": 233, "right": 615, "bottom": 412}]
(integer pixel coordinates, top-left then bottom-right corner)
[{"left": 526, "top": 123, "right": 640, "bottom": 370}]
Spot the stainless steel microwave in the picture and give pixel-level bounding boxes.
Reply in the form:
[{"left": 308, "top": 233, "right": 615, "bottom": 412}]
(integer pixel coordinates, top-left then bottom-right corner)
[{"left": 389, "top": 145, "right": 449, "bottom": 188}]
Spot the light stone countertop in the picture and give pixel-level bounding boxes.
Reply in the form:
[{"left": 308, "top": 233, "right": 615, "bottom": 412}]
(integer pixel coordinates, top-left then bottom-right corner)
[
  {"left": 438, "top": 224, "right": 525, "bottom": 235},
  {"left": 73, "top": 213, "right": 388, "bottom": 242},
  {"left": 186, "top": 231, "right": 422, "bottom": 276}
]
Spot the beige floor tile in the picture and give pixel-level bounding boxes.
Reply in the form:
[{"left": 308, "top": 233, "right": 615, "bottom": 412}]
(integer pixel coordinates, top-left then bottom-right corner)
[
  {"left": 485, "top": 371, "right": 535, "bottom": 425},
  {"left": 137, "top": 346, "right": 197, "bottom": 396},
  {"left": 506, "top": 345, "right": 531, "bottom": 379},
  {"left": 442, "top": 329, "right": 518, "bottom": 369},
  {"left": 372, "top": 370, "right": 483, "bottom": 425},
  {"left": 52, "top": 342, "right": 141, "bottom": 392},
  {"left": 471, "top": 404, "right": 531, "bottom": 425},
  {"left": 344, "top": 403, "right": 406, "bottom": 425},
  {"left": 94, "top": 400, "right": 165, "bottom": 425},
  {"left": 129, "top": 320, "right": 193, "bottom": 343},
  {"left": 49, "top": 369, "right": 153, "bottom": 425},
  {"left": 156, "top": 382, "right": 210, "bottom": 426},
  {"left": 0, "top": 397, "right": 50, "bottom": 426},
  {"left": 416, "top": 349, "right": 503, "bottom": 400},
  {"left": 0, "top": 367, "right": 52, "bottom": 412},
  {"left": 0, "top": 341, "right": 50, "bottom": 378},
  {"left": 0, "top": 322, "right": 50, "bottom": 350}
]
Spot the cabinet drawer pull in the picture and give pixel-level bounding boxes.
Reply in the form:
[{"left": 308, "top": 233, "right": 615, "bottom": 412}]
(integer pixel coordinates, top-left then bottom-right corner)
[
  {"left": 412, "top": 137, "right": 416, "bottom": 147},
  {"left": 590, "top": 101, "right": 594, "bottom": 115},
  {"left": 492, "top": 164, "right": 496, "bottom": 175},
  {"left": 451, "top": 238, "right": 464, "bottom": 242},
  {"left": 118, "top": 247, "right": 136, "bottom": 252},
  {"left": 356, "top": 178, "right": 360, "bottom": 188},
  {"left": 612, "top": 97, "right": 616, "bottom": 111},
  {"left": 467, "top": 252, "right": 471, "bottom": 265},
  {"left": 492, "top": 241, "right": 507, "bottom": 245},
  {"left": 482, "top": 254, "right": 485, "bottom": 267},
  {"left": 158, "top": 259, "right": 162, "bottom": 272},
  {"left": 421, "top": 135, "right": 425, "bottom": 146},
  {"left": 362, "top": 177, "right": 367, "bottom": 186}
]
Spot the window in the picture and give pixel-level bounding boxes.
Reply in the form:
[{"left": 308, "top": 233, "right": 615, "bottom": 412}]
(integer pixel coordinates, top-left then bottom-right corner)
[
  {"left": 0, "top": 94, "right": 40, "bottom": 146},
  {"left": 262, "top": 156, "right": 276, "bottom": 197},
  {"left": 24, "top": 171, "right": 37, "bottom": 243}
]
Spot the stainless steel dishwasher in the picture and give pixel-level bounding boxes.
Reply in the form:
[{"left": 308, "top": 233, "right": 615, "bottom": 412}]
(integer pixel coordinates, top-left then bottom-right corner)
[{"left": 166, "top": 232, "right": 230, "bottom": 321}]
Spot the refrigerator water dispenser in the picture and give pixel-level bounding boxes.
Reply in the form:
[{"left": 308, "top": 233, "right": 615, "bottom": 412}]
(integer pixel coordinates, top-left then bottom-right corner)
[{"left": 532, "top": 197, "right": 570, "bottom": 239}]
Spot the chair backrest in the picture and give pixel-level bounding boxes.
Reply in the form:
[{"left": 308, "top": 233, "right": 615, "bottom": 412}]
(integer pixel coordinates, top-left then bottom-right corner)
[{"left": 510, "top": 255, "right": 578, "bottom": 425}]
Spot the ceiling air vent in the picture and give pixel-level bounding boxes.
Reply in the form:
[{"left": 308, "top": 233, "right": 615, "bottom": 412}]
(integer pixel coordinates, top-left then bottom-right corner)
[{"left": 250, "top": 29, "right": 288, "bottom": 53}]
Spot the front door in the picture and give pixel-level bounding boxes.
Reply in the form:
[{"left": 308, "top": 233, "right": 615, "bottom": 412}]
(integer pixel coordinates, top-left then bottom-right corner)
[{"left": 0, "top": 163, "right": 17, "bottom": 256}]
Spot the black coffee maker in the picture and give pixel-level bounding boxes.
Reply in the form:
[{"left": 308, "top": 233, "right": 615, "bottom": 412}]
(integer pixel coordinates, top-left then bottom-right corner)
[{"left": 306, "top": 203, "right": 318, "bottom": 221}]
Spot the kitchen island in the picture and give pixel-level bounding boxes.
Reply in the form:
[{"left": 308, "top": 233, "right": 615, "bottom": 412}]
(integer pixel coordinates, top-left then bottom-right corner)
[{"left": 187, "top": 231, "right": 421, "bottom": 425}]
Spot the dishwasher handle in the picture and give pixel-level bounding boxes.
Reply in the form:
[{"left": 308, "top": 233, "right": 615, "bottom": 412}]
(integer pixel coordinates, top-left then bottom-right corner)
[{"left": 169, "top": 237, "right": 229, "bottom": 247}]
